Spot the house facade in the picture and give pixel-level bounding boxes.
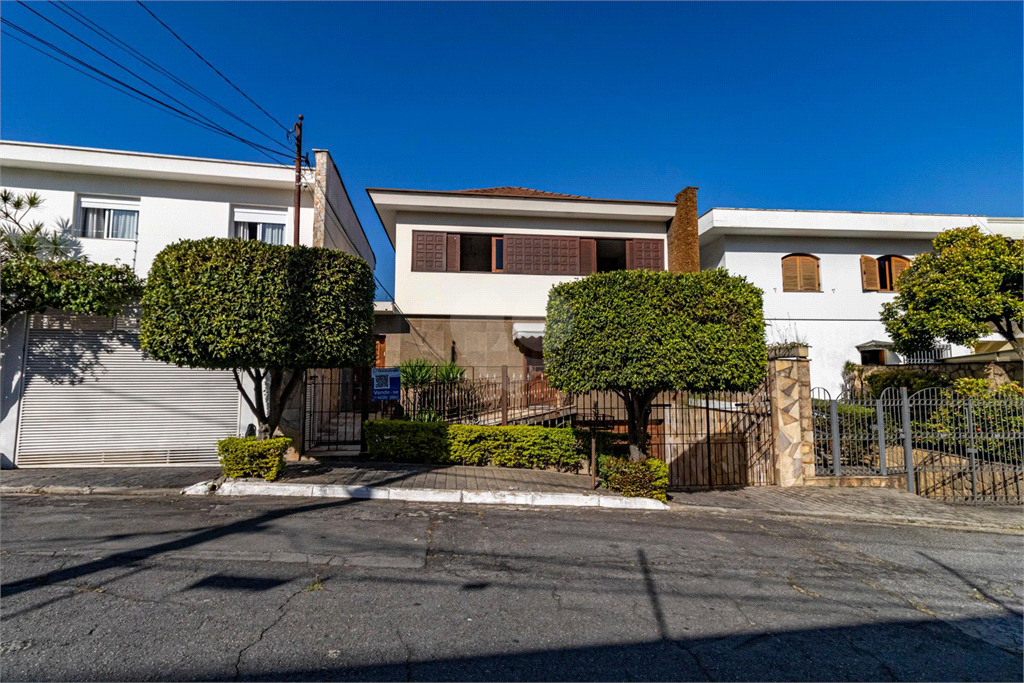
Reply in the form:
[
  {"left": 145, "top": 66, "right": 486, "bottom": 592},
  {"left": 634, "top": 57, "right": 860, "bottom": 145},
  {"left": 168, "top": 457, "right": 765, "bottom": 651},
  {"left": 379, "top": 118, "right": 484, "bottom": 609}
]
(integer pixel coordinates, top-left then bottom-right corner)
[
  {"left": 372, "top": 184, "right": 1020, "bottom": 394},
  {"left": 368, "top": 186, "right": 697, "bottom": 378},
  {"left": 0, "top": 141, "right": 374, "bottom": 468}
]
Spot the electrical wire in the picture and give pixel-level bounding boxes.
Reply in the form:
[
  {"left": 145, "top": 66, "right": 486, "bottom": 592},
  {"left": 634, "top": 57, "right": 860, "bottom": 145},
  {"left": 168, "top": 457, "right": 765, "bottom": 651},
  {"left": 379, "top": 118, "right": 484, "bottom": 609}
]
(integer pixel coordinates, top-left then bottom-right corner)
[
  {"left": 135, "top": 1, "right": 291, "bottom": 135},
  {"left": 13, "top": 2, "right": 292, "bottom": 162},
  {"left": 49, "top": 0, "right": 292, "bottom": 154},
  {"left": 1, "top": 18, "right": 293, "bottom": 164}
]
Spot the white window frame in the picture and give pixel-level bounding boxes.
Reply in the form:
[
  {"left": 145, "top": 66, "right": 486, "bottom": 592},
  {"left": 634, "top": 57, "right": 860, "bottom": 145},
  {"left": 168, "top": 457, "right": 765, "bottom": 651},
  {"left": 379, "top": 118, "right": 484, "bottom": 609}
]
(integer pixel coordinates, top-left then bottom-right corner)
[
  {"left": 78, "top": 196, "right": 140, "bottom": 241},
  {"left": 231, "top": 206, "right": 288, "bottom": 246}
]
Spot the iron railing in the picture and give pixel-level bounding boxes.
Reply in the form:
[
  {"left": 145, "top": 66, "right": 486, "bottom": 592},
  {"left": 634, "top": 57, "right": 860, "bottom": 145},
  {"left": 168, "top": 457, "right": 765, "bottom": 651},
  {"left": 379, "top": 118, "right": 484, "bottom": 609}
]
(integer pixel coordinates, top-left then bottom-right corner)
[{"left": 813, "top": 385, "right": 1023, "bottom": 504}]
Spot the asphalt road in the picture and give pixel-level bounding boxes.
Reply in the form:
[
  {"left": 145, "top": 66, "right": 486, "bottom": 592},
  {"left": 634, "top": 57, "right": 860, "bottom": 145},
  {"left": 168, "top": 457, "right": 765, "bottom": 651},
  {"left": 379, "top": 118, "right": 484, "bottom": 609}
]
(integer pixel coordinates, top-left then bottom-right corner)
[{"left": 1, "top": 494, "right": 1021, "bottom": 682}]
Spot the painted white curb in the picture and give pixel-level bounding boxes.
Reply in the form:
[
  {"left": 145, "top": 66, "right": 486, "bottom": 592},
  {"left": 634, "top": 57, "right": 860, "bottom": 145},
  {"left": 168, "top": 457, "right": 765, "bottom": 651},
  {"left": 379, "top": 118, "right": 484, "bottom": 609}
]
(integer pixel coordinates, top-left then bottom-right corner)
[{"left": 191, "top": 480, "right": 669, "bottom": 510}]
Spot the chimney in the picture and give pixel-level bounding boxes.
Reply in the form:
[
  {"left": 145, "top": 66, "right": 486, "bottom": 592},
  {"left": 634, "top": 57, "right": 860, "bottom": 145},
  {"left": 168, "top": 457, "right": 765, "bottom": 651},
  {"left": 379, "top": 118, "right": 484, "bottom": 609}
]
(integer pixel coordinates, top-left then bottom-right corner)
[{"left": 666, "top": 186, "right": 699, "bottom": 273}]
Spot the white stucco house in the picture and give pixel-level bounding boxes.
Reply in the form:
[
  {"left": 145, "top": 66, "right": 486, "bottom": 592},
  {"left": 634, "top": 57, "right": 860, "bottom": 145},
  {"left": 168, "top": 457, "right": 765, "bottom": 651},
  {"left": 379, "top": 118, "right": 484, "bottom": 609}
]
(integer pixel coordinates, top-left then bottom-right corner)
[
  {"left": 370, "top": 184, "right": 1021, "bottom": 394},
  {"left": 0, "top": 141, "right": 374, "bottom": 468},
  {"left": 699, "top": 208, "right": 1022, "bottom": 393}
]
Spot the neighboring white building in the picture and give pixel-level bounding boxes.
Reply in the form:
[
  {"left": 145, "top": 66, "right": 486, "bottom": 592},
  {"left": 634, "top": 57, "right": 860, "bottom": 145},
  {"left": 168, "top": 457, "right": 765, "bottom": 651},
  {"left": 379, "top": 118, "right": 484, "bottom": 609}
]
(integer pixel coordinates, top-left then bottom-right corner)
[
  {"left": 699, "top": 208, "right": 1022, "bottom": 393},
  {"left": 1, "top": 141, "right": 374, "bottom": 468}
]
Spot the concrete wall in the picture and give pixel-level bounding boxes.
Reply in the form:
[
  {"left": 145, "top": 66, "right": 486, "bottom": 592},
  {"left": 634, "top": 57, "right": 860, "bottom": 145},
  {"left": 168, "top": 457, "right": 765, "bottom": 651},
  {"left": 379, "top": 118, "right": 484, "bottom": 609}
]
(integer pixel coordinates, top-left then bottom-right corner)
[
  {"left": 1, "top": 166, "right": 316, "bottom": 277},
  {"left": 393, "top": 211, "right": 668, "bottom": 317}
]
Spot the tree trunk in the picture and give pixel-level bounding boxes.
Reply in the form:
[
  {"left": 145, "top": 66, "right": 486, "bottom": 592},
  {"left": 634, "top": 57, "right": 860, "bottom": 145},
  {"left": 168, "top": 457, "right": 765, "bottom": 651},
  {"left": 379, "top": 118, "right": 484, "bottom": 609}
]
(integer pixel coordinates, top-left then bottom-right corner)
[
  {"left": 622, "top": 390, "right": 655, "bottom": 462},
  {"left": 992, "top": 317, "right": 1024, "bottom": 362},
  {"left": 233, "top": 367, "right": 303, "bottom": 440}
]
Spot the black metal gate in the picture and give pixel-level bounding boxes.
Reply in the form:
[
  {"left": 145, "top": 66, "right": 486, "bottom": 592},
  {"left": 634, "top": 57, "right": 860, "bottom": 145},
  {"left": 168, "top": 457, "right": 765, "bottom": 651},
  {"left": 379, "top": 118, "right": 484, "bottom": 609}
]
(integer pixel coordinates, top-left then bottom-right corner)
[{"left": 303, "top": 368, "right": 372, "bottom": 451}]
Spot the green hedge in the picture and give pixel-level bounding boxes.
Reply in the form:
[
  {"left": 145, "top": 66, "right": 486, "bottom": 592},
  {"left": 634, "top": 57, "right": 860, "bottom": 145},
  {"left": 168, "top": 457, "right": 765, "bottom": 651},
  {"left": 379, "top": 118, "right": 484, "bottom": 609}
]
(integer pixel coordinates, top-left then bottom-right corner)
[
  {"left": 865, "top": 368, "right": 951, "bottom": 398},
  {"left": 218, "top": 437, "right": 290, "bottom": 481},
  {"left": 363, "top": 421, "right": 450, "bottom": 463},
  {"left": 601, "top": 457, "right": 670, "bottom": 502},
  {"left": 363, "top": 421, "right": 584, "bottom": 472}
]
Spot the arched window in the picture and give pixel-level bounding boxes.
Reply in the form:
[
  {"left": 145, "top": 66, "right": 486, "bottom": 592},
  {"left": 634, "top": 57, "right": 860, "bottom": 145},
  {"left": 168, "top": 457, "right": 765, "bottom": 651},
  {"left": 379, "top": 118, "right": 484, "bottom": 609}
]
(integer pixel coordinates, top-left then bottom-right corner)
[
  {"left": 860, "top": 255, "right": 911, "bottom": 292},
  {"left": 781, "top": 254, "right": 820, "bottom": 292}
]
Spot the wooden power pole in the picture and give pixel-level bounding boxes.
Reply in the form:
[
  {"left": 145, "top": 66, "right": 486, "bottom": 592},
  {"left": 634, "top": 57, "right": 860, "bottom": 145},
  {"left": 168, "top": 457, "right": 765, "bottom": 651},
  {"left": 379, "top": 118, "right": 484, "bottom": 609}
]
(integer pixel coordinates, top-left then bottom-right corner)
[{"left": 292, "top": 115, "right": 303, "bottom": 246}]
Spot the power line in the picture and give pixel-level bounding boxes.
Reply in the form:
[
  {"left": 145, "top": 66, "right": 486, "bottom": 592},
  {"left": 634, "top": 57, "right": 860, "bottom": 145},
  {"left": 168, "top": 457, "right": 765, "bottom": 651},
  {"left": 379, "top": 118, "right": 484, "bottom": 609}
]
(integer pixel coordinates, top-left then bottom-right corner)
[
  {"left": 135, "top": 1, "right": 291, "bottom": 135},
  {"left": 13, "top": 2, "right": 292, "bottom": 162},
  {"left": 49, "top": 0, "right": 292, "bottom": 154},
  {"left": 1, "top": 18, "right": 293, "bottom": 164},
  {"left": 0, "top": 28, "right": 221, "bottom": 135}
]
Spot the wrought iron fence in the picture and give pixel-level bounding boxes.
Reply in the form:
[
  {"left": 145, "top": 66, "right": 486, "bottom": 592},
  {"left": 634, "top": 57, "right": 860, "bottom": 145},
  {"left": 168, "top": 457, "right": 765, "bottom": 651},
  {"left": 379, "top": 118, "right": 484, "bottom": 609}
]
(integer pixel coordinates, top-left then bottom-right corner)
[
  {"left": 304, "top": 368, "right": 775, "bottom": 489},
  {"left": 813, "top": 386, "right": 1023, "bottom": 504}
]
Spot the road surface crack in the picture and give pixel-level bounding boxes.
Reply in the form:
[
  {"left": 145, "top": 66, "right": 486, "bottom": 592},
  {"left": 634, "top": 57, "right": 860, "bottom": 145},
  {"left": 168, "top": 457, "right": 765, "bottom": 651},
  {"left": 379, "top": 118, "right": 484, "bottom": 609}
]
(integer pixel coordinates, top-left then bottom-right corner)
[{"left": 232, "top": 582, "right": 305, "bottom": 680}]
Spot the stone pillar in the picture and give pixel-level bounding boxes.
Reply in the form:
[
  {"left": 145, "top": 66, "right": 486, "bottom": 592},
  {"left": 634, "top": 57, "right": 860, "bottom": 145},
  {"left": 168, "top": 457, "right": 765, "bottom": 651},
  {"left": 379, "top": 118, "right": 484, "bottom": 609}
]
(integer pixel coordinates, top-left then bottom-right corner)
[
  {"left": 276, "top": 370, "right": 306, "bottom": 460},
  {"left": 667, "top": 186, "right": 700, "bottom": 273},
  {"left": 767, "top": 357, "right": 815, "bottom": 486}
]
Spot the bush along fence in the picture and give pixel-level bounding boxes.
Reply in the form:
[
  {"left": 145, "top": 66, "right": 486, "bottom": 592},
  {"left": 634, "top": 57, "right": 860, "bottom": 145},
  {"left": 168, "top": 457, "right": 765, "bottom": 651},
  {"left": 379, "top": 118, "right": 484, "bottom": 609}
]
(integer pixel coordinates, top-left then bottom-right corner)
[
  {"left": 812, "top": 379, "right": 1023, "bottom": 504},
  {"left": 341, "top": 366, "right": 776, "bottom": 491},
  {"left": 363, "top": 420, "right": 670, "bottom": 501}
]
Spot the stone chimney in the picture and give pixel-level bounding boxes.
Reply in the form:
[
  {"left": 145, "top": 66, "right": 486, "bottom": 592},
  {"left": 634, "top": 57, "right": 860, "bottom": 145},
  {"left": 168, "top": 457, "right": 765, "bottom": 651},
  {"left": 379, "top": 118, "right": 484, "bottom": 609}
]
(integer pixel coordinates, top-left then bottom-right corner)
[{"left": 666, "top": 186, "right": 699, "bottom": 273}]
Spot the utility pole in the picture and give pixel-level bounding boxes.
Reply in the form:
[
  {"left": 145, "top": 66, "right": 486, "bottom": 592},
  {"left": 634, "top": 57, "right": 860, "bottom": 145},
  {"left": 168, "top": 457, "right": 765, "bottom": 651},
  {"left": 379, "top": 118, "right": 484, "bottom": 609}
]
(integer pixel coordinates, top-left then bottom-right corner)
[{"left": 292, "top": 115, "right": 303, "bottom": 246}]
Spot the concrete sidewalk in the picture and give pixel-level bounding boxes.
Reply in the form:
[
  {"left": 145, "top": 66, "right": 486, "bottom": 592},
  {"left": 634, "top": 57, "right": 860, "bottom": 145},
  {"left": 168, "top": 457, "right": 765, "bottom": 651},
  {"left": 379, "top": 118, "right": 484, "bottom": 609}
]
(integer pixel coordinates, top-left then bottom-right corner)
[
  {"left": 670, "top": 486, "right": 1024, "bottom": 532},
  {"left": 188, "top": 460, "right": 669, "bottom": 510},
  {"left": 0, "top": 466, "right": 220, "bottom": 496}
]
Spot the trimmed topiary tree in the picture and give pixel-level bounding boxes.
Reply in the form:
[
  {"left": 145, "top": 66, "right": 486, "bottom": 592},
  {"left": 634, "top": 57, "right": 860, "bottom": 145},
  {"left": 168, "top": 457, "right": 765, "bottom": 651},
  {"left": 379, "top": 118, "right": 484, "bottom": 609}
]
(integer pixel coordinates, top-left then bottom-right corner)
[
  {"left": 545, "top": 269, "right": 767, "bottom": 460},
  {"left": 140, "top": 238, "right": 375, "bottom": 439}
]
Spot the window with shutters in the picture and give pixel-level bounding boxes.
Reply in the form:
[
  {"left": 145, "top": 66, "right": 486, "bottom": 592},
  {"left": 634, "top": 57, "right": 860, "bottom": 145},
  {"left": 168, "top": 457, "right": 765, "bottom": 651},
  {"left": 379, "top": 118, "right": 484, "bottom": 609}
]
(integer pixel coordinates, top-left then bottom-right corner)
[
  {"left": 79, "top": 196, "right": 140, "bottom": 240},
  {"left": 781, "top": 254, "right": 820, "bottom": 292},
  {"left": 625, "top": 239, "right": 665, "bottom": 271},
  {"left": 411, "top": 231, "right": 447, "bottom": 272},
  {"left": 459, "top": 234, "right": 492, "bottom": 272},
  {"left": 861, "top": 254, "right": 912, "bottom": 292},
  {"left": 504, "top": 235, "right": 580, "bottom": 275}
]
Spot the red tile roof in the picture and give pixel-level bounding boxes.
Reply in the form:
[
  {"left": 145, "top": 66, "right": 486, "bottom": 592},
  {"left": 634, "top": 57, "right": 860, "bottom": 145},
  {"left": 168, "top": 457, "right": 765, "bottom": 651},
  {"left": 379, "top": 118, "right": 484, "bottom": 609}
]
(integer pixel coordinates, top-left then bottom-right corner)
[{"left": 454, "top": 186, "right": 594, "bottom": 200}]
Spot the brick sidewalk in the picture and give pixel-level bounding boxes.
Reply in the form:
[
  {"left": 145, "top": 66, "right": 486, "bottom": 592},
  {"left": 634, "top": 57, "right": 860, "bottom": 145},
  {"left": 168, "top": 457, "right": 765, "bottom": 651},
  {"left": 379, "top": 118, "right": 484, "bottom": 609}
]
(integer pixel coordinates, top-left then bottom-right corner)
[{"left": 670, "top": 486, "right": 1024, "bottom": 530}]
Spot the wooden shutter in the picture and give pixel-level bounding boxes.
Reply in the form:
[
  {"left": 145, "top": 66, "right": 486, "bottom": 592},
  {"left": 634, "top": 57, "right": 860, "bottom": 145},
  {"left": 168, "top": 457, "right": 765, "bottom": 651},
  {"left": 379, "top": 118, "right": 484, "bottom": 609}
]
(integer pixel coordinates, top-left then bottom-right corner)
[
  {"left": 799, "top": 256, "right": 820, "bottom": 292},
  {"left": 580, "top": 238, "right": 597, "bottom": 275},
  {"left": 890, "top": 256, "right": 910, "bottom": 289},
  {"left": 412, "top": 231, "right": 446, "bottom": 272},
  {"left": 504, "top": 235, "right": 580, "bottom": 275},
  {"left": 860, "top": 255, "right": 880, "bottom": 291},
  {"left": 626, "top": 239, "right": 664, "bottom": 271},
  {"left": 781, "top": 256, "right": 800, "bottom": 292},
  {"left": 445, "top": 234, "right": 461, "bottom": 272}
]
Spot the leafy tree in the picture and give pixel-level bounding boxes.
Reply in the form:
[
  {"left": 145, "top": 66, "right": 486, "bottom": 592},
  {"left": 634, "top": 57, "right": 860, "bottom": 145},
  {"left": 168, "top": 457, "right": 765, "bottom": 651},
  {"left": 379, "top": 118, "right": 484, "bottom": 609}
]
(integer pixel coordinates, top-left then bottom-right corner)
[
  {"left": 140, "top": 238, "right": 375, "bottom": 439},
  {"left": 1, "top": 189, "right": 140, "bottom": 326},
  {"left": 544, "top": 269, "right": 767, "bottom": 459},
  {"left": 1, "top": 189, "right": 81, "bottom": 261},
  {"left": 881, "top": 227, "right": 1023, "bottom": 362},
  {"left": 1, "top": 256, "right": 143, "bottom": 325}
]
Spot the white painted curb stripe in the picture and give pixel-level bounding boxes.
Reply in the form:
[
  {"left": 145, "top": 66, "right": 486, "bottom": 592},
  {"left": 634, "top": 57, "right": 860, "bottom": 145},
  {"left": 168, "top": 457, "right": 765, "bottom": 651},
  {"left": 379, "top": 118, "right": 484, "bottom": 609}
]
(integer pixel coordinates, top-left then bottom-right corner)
[{"left": 188, "top": 480, "right": 669, "bottom": 510}]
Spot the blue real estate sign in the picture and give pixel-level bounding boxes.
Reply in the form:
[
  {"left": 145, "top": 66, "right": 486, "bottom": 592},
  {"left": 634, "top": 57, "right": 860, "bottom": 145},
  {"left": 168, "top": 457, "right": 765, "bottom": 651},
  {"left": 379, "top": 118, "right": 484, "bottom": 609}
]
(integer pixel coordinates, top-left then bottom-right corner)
[{"left": 371, "top": 368, "right": 401, "bottom": 401}]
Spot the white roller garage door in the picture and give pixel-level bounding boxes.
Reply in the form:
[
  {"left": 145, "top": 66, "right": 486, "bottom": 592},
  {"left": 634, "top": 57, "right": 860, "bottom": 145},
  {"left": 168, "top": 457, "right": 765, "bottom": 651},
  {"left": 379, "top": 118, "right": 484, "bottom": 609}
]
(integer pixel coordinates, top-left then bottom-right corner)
[{"left": 15, "top": 315, "right": 240, "bottom": 467}]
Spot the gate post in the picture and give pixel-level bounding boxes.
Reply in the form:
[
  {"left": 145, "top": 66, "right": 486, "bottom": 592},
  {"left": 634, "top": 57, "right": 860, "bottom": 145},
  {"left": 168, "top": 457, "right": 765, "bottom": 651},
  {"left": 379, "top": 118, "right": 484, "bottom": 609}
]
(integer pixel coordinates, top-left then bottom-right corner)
[
  {"left": 359, "top": 366, "right": 371, "bottom": 453},
  {"left": 966, "top": 398, "right": 979, "bottom": 503},
  {"left": 830, "top": 400, "right": 841, "bottom": 477},
  {"left": 500, "top": 365, "right": 509, "bottom": 426},
  {"left": 875, "top": 398, "right": 887, "bottom": 476},
  {"left": 900, "top": 387, "right": 916, "bottom": 495},
  {"left": 766, "top": 356, "right": 814, "bottom": 486}
]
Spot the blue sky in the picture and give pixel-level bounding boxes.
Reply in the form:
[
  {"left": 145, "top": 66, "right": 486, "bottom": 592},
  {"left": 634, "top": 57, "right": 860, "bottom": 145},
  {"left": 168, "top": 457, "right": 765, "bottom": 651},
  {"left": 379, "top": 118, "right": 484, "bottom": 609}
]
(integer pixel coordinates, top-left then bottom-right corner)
[{"left": 2, "top": 1, "right": 1021, "bottom": 296}]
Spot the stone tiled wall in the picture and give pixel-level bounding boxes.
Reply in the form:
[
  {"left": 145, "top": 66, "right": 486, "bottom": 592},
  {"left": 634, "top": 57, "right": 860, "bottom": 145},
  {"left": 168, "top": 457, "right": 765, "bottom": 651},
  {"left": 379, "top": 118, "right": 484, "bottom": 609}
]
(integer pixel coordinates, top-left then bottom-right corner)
[
  {"left": 768, "top": 357, "right": 815, "bottom": 486},
  {"left": 858, "top": 361, "right": 1023, "bottom": 391},
  {"left": 377, "top": 315, "right": 531, "bottom": 371}
]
